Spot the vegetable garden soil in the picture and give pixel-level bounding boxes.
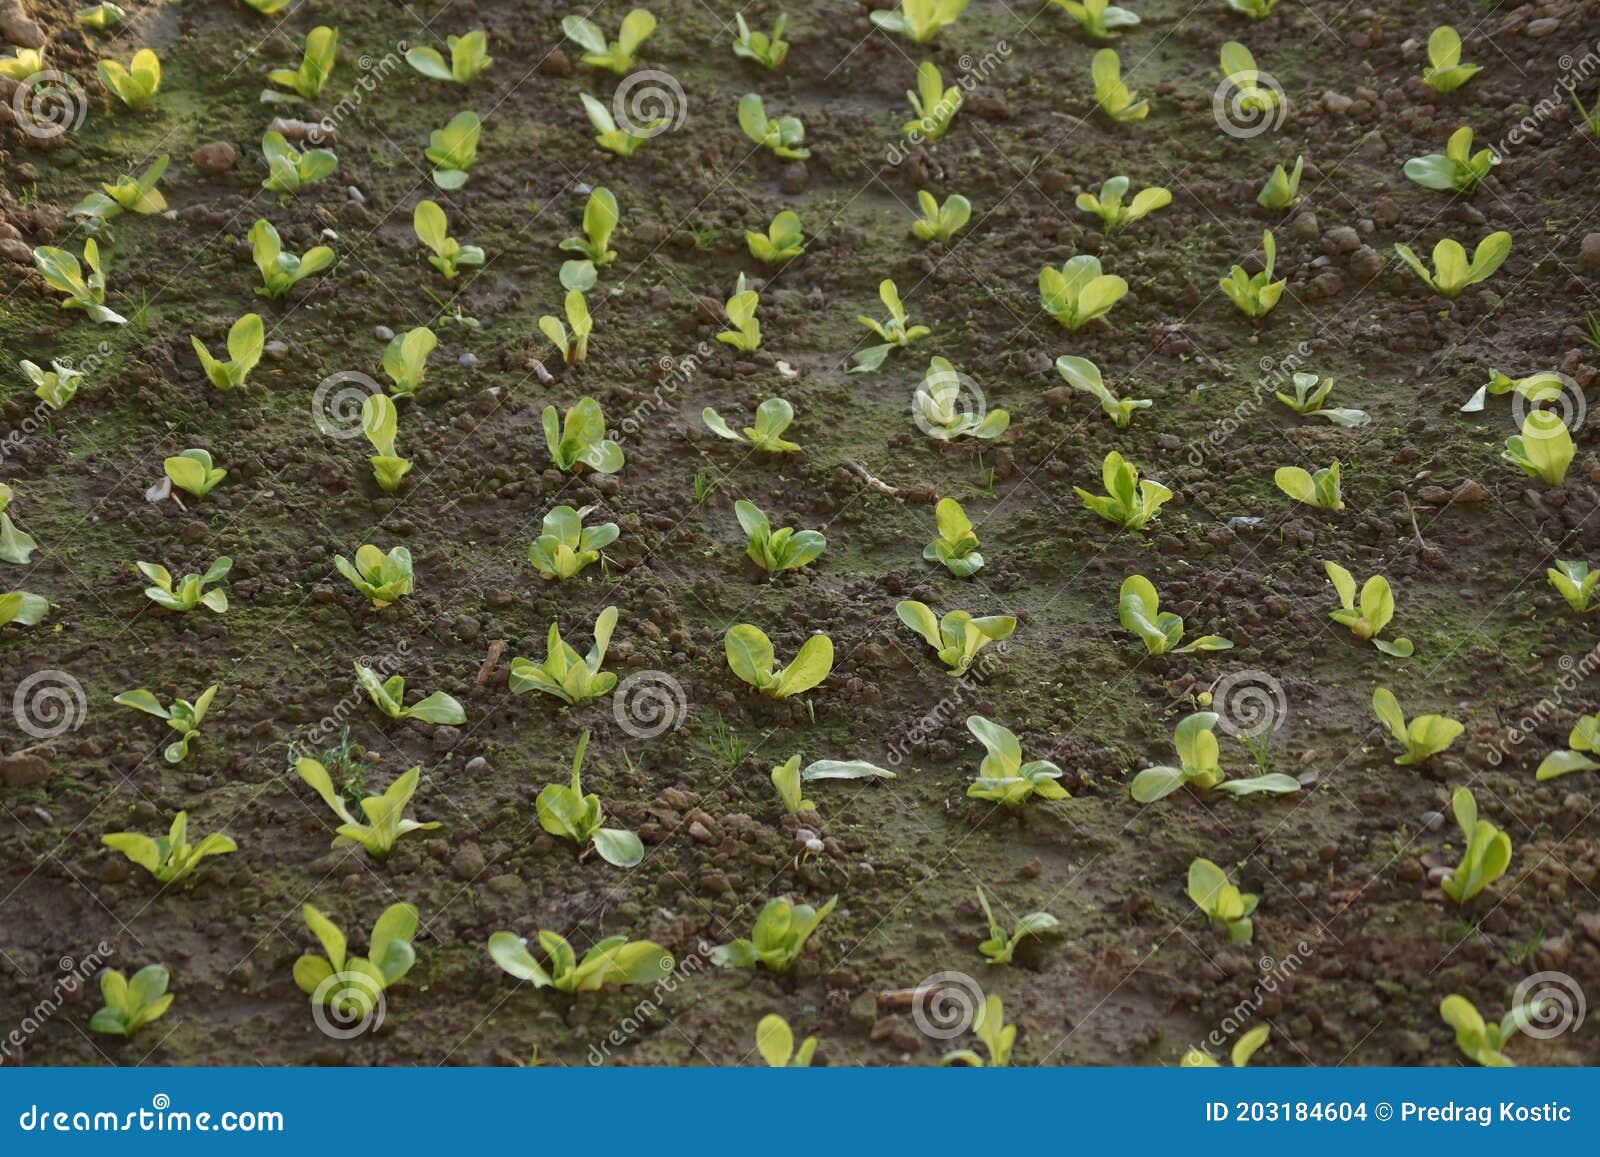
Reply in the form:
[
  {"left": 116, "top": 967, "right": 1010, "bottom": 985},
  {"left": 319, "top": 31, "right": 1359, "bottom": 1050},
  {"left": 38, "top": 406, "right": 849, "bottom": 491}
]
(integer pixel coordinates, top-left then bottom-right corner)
[{"left": 3, "top": 0, "right": 1600, "bottom": 1067}]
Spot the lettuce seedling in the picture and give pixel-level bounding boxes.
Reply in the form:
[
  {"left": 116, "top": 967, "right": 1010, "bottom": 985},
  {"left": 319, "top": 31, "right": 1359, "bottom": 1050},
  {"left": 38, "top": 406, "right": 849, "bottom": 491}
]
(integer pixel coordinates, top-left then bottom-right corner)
[
  {"left": 1054, "top": 355, "right": 1150, "bottom": 428},
  {"left": 1439, "top": 786, "right": 1510, "bottom": 905},
  {"left": 20, "top": 359, "right": 84, "bottom": 409},
  {"left": 1441, "top": 994, "right": 1542, "bottom": 1067},
  {"left": 940, "top": 991, "right": 1014, "bottom": 1067},
  {"left": 294, "top": 903, "right": 417, "bottom": 1018},
  {"left": 1534, "top": 712, "right": 1600, "bottom": 781},
  {"left": 296, "top": 760, "right": 440, "bottom": 857},
  {"left": 1188, "top": 857, "right": 1257, "bottom": 943},
  {"left": 98, "top": 48, "right": 160, "bottom": 109},
  {"left": 725, "top": 624, "right": 833, "bottom": 698},
  {"left": 1052, "top": 0, "right": 1139, "bottom": 40},
  {"left": 241, "top": 0, "right": 293, "bottom": 10},
  {"left": 414, "top": 200, "right": 484, "bottom": 280},
  {"left": 1394, "top": 231, "right": 1510, "bottom": 298},
  {"left": 406, "top": 30, "right": 492, "bottom": 83},
  {"left": 747, "top": 210, "right": 804, "bottom": 265},
  {"left": 897, "top": 600, "right": 1015, "bottom": 675},
  {"left": 914, "top": 357, "right": 1009, "bottom": 440},
  {"left": 163, "top": 449, "right": 226, "bottom": 498},
  {"left": 113, "top": 684, "right": 219, "bottom": 763},
  {"left": 489, "top": 927, "right": 671, "bottom": 992},
  {"left": 1091, "top": 48, "right": 1147, "bottom": 122},
  {"left": 69, "top": 155, "right": 168, "bottom": 232},
  {"left": 426, "top": 111, "right": 481, "bottom": 189},
  {"left": 1423, "top": 26, "right": 1479, "bottom": 93},
  {"left": 924, "top": 497, "right": 984, "bottom": 576},
  {"left": 1220, "top": 229, "right": 1286, "bottom": 320},
  {"left": 912, "top": 190, "right": 970, "bottom": 243},
  {"left": 1076, "top": 176, "right": 1170, "bottom": 234},
  {"left": 736, "top": 500, "right": 826, "bottom": 575},
  {"left": 1324, "top": 561, "right": 1412, "bottom": 656},
  {"left": 90, "top": 965, "right": 172, "bottom": 1036},
  {"left": 0, "top": 47, "right": 42, "bottom": 79},
  {"left": 1039, "top": 255, "right": 1128, "bottom": 329},
  {"left": 510, "top": 606, "right": 619, "bottom": 703},
  {"left": 139, "top": 557, "right": 230, "bottom": 613},
  {"left": 738, "top": 93, "right": 810, "bottom": 159},
  {"left": 356, "top": 663, "right": 465, "bottom": 725},
  {"left": 581, "top": 92, "right": 658, "bottom": 156},
  {"left": 1276, "top": 371, "right": 1367, "bottom": 426},
  {"left": 540, "top": 290, "right": 594, "bottom": 364},
  {"left": 757, "top": 1013, "right": 816, "bottom": 1067},
  {"left": 733, "top": 13, "right": 789, "bottom": 69},
  {"left": 965, "top": 715, "right": 1068, "bottom": 806},
  {"left": 770, "top": 755, "right": 895, "bottom": 813},
  {"left": 1182, "top": 1025, "right": 1270, "bottom": 1067},
  {"left": 1460, "top": 367, "right": 1563, "bottom": 414},
  {"left": 1546, "top": 560, "right": 1600, "bottom": 614},
  {"left": 1076, "top": 450, "right": 1172, "bottom": 531},
  {"left": 1256, "top": 155, "right": 1303, "bottom": 210},
  {"left": 1224, "top": 0, "right": 1279, "bottom": 18},
  {"left": 535, "top": 729, "right": 643, "bottom": 867},
  {"left": 267, "top": 25, "right": 337, "bottom": 100},
  {"left": 0, "top": 590, "right": 49, "bottom": 627},
  {"left": 544, "top": 397, "right": 623, "bottom": 473},
  {"left": 361, "top": 394, "right": 412, "bottom": 491},
  {"left": 717, "top": 275, "right": 762, "bottom": 351},
  {"left": 102, "top": 811, "right": 236, "bottom": 885},
  {"left": 529, "top": 505, "right": 618, "bottom": 580},
  {"left": 703, "top": 397, "right": 801, "bottom": 451},
  {"left": 0, "top": 484, "right": 38, "bottom": 564},
  {"left": 1219, "top": 42, "right": 1278, "bottom": 118},
  {"left": 872, "top": 0, "right": 967, "bottom": 41},
  {"left": 191, "top": 313, "right": 264, "bottom": 389},
  {"left": 33, "top": 240, "right": 125, "bottom": 324},
  {"left": 261, "top": 130, "right": 336, "bottom": 192},
  {"left": 561, "top": 187, "right": 619, "bottom": 267},
  {"left": 905, "top": 60, "right": 960, "bottom": 140},
  {"left": 381, "top": 326, "right": 436, "bottom": 399},
  {"left": 1503, "top": 410, "right": 1573, "bottom": 485},
  {"left": 976, "top": 885, "right": 1059, "bottom": 964},
  {"left": 1274, "top": 460, "right": 1343, "bottom": 511},
  {"left": 1371, "top": 686, "right": 1462, "bottom": 766},
  {"left": 564, "top": 9, "right": 656, "bottom": 73},
  {"left": 713, "top": 895, "right": 837, "bottom": 971},
  {"left": 78, "top": 2, "right": 126, "bottom": 27},
  {"left": 1130, "top": 712, "right": 1300, "bottom": 802},
  {"left": 852, "top": 279, "right": 929, "bottom": 371},
  {"left": 1405, "top": 126, "right": 1497, "bottom": 193},
  {"left": 1118, "top": 575, "right": 1231, "bottom": 655},
  {"left": 249, "top": 219, "right": 334, "bottom": 298}
]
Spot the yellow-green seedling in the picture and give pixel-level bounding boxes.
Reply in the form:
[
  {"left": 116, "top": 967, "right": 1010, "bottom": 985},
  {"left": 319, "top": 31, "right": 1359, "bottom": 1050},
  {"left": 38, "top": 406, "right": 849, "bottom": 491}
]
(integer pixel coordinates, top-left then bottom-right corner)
[
  {"left": 1188, "top": 857, "right": 1257, "bottom": 943},
  {"left": 1219, "top": 42, "right": 1279, "bottom": 119},
  {"left": 911, "top": 190, "right": 971, "bottom": 243},
  {"left": 1441, "top": 994, "right": 1543, "bottom": 1067},
  {"left": 139, "top": 556, "right": 230, "bottom": 613},
  {"left": 747, "top": 209, "right": 804, "bottom": 265},
  {"left": 78, "top": 2, "right": 126, "bottom": 27},
  {"left": 1182, "top": 1025, "right": 1270, "bottom": 1067},
  {"left": 361, "top": 394, "right": 411, "bottom": 491},
  {"left": 406, "top": 29, "right": 491, "bottom": 83},
  {"left": 738, "top": 92, "right": 810, "bottom": 159},
  {"left": 381, "top": 326, "right": 436, "bottom": 399},
  {"left": 102, "top": 811, "right": 236, "bottom": 884},
  {"left": 1130, "top": 712, "right": 1300, "bottom": 802},
  {"left": 114, "top": 684, "right": 219, "bottom": 763},
  {"left": 21, "top": 359, "right": 84, "bottom": 409},
  {"left": 1405, "top": 126, "right": 1497, "bottom": 193},
  {"left": 1051, "top": 0, "right": 1139, "bottom": 40},
  {"left": 261, "top": 130, "right": 336, "bottom": 192},
  {"left": 1039, "top": 255, "right": 1128, "bottom": 329},
  {"left": 161, "top": 449, "right": 226, "bottom": 500},
  {"left": 703, "top": 397, "right": 800, "bottom": 451},
  {"left": 733, "top": 13, "right": 789, "bottom": 69},
  {"left": 757, "top": 1013, "right": 816, "bottom": 1066},
  {"left": 1460, "top": 367, "right": 1563, "bottom": 414},
  {"left": 897, "top": 599, "right": 1015, "bottom": 676},
  {"left": 33, "top": 239, "right": 125, "bottom": 324},
  {"left": 0, "top": 590, "right": 49, "bottom": 627},
  {"left": 564, "top": 8, "right": 655, "bottom": 73},
  {"left": 414, "top": 200, "right": 484, "bottom": 280},
  {"left": 540, "top": 290, "right": 593, "bottom": 364},
  {"left": 0, "top": 47, "right": 42, "bottom": 78},
  {"left": 1274, "top": 459, "right": 1344, "bottom": 511},
  {"left": 1534, "top": 712, "right": 1600, "bottom": 781},
  {"left": 965, "top": 715, "right": 1069, "bottom": 806},
  {"left": 976, "top": 885, "right": 1059, "bottom": 964},
  {"left": 940, "top": 990, "right": 1014, "bottom": 1066},
  {"left": 510, "top": 606, "right": 620, "bottom": 704},
  {"left": 1220, "top": 229, "right": 1286, "bottom": 320},
  {"left": 0, "top": 484, "right": 38, "bottom": 564},
  {"left": 1054, "top": 355, "right": 1150, "bottom": 428},
  {"left": 582, "top": 92, "right": 659, "bottom": 156},
  {"left": 489, "top": 927, "right": 671, "bottom": 992},
  {"left": 1256, "top": 154, "right": 1302, "bottom": 210},
  {"left": 241, "top": 0, "right": 293, "bottom": 11},
  {"left": 1547, "top": 561, "right": 1600, "bottom": 615},
  {"left": 713, "top": 895, "right": 838, "bottom": 971},
  {"left": 1422, "top": 26, "right": 1479, "bottom": 94},
  {"left": 1276, "top": 371, "right": 1367, "bottom": 426},
  {"left": 561, "top": 186, "right": 620, "bottom": 267},
  {"left": 294, "top": 903, "right": 417, "bottom": 1020},
  {"left": 1118, "top": 575, "right": 1231, "bottom": 655},
  {"left": 267, "top": 25, "right": 337, "bottom": 100},
  {"left": 356, "top": 663, "right": 464, "bottom": 726},
  {"left": 1394, "top": 231, "right": 1510, "bottom": 298},
  {"left": 1439, "top": 786, "right": 1510, "bottom": 905},
  {"left": 737, "top": 500, "right": 826, "bottom": 575},
  {"left": 871, "top": 0, "right": 967, "bottom": 42},
  {"left": 335, "top": 544, "right": 413, "bottom": 607},
  {"left": 529, "top": 505, "right": 618, "bottom": 580},
  {"left": 98, "top": 48, "right": 160, "bottom": 109},
  {"left": 536, "top": 729, "right": 643, "bottom": 867},
  {"left": 544, "top": 396, "right": 623, "bottom": 473},
  {"left": 1503, "top": 410, "right": 1573, "bottom": 486},
  {"left": 250, "top": 219, "right": 334, "bottom": 299},
  {"left": 716, "top": 274, "right": 763, "bottom": 351},
  {"left": 1091, "top": 48, "right": 1147, "bottom": 121},
  {"left": 1076, "top": 175, "right": 1170, "bottom": 234},
  {"left": 913, "top": 357, "right": 1009, "bottom": 440},
  {"left": 769, "top": 754, "right": 895, "bottom": 814},
  {"left": 426, "top": 111, "right": 481, "bottom": 189},
  {"left": 924, "top": 497, "right": 984, "bottom": 577},
  {"left": 725, "top": 623, "right": 833, "bottom": 698},
  {"left": 69, "top": 155, "right": 168, "bottom": 232},
  {"left": 1224, "top": 0, "right": 1279, "bottom": 18},
  {"left": 1324, "top": 561, "right": 1412, "bottom": 656},
  {"left": 191, "top": 313, "right": 264, "bottom": 389},
  {"left": 295, "top": 760, "right": 439, "bottom": 857},
  {"left": 1076, "top": 450, "right": 1171, "bottom": 531},
  {"left": 91, "top": 965, "right": 172, "bottom": 1036},
  {"left": 1371, "top": 686, "right": 1462, "bottom": 766},
  {"left": 853, "top": 279, "right": 930, "bottom": 372},
  {"left": 905, "top": 60, "right": 960, "bottom": 140}
]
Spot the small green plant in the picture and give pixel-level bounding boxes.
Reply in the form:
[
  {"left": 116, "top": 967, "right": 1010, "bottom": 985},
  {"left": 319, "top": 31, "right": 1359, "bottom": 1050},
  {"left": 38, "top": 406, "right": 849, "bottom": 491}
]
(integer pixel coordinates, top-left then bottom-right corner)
[
  {"left": 1054, "top": 355, "right": 1150, "bottom": 428},
  {"left": 1405, "top": 126, "right": 1498, "bottom": 193},
  {"left": 1256, "top": 155, "right": 1303, "bottom": 210},
  {"left": 191, "top": 313, "right": 264, "bottom": 389},
  {"left": 1224, "top": 0, "right": 1279, "bottom": 18},
  {"left": 1371, "top": 686, "right": 1463, "bottom": 766},
  {"left": 940, "top": 990, "right": 1014, "bottom": 1066},
  {"left": 736, "top": 500, "right": 825, "bottom": 575},
  {"left": 561, "top": 187, "right": 620, "bottom": 266},
  {"left": 293, "top": 903, "right": 418, "bottom": 1018},
  {"left": 529, "top": 505, "right": 618, "bottom": 580},
  {"left": 90, "top": 965, "right": 172, "bottom": 1036},
  {"left": 853, "top": 279, "right": 930, "bottom": 371},
  {"left": 266, "top": 25, "right": 336, "bottom": 100},
  {"left": 102, "top": 811, "right": 236, "bottom": 885},
  {"left": 1076, "top": 175, "right": 1170, "bottom": 233},
  {"left": 1395, "top": 231, "right": 1511, "bottom": 298},
  {"left": 489, "top": 927, "right": 671, "bottom": 992},
  {"left": 1503, "top": 410, "right": 1573, "bottom": 485},
  {"left": 756, "top": 1013, "right": 816, "bottom": 1066},
  {"left": 543, "top": 396, "right": 623, "bottom": 473},
  {"left": 924, "top": 497, "right": 984, "bottom": 577},
  {"left": 33, "top": 239, "right": 125, "bottom": 324},
  {"left": 1188, "top": 858, "right": 1257, "bottom": 943},
  {"left": 1570, "top": 86, "right": 1600, "bottom": 139},
  {"left": 260, "top": 130, "right": 336, "bottom": 192},
  {"left": 139, "top": 557, "right": 230, "bottom": 613},
  {"left": 539, "top": 290, "right": 593, "bottom": 365},
  {"left": 1274, "top": 459, "right": 1344, "bottom": 511},
  {"left": 965, "top": 715, "right": 1068, "bottom": 806},
  {"left": 725, "top": 623, "right": 833, "bottom": 698},
  {"left": 1324, "top": 561, "right": 1412, "bottom": 656},
  {"left": 1275, "top": 372, "right": 1367, "bottom": 426},
  {"left": 413, "top": 200, "right": 484, "bottom": 280},
  {"left": 1091, "top": 48, "right": 1147, "bottom": 122},
  {"left": 114, "top": 684, "right": 219, "bottom": 763},
  {"left": 0, "top": 485, "right": 37, "bottom": 564},
  {"left": 509, "top": 606, "right": 619, "bottom": 704},
  {"left": 1220, "top": 229, "right": 1286, "bottom": 320},
  {"left": 1076, "top": 450, "right": 1171, "bottom": 531},
  {"left": 738, "top": 92, "right": 810, "bottom": 159},
  {"left": 295, "top": 760, "right": 439, "bottom": 857},
  {"left": 1440, "top": 994, "right": 1543, "bottom": 1067},
  {"left": 98, "top": 48, "right": 160, "bottom": 109},
  {"left": 716, "top": 275, "right": 762, "bottom": 351},
  {"left": 249, "top": 219, "right": 334, "bottom": 299},
  {"left": 896, "top": 599, "right": 1015, "bottom": 676},
  {"left": 1461, "top": 367, "right": 1564, "bottom": 414},
  {"left": 69, "top": 155, "right": 168, "bottom": 232},
  {"left": 581, "top": 92, "right": 658, "bottom": 156},
  {"left": 1440, "top": 787, "right": 1511, "bottom": 905},
  {"left": 361, "top": 394, "right": 412, "bottom": 491},
  {"left": 563, "top": 9, "right": 655, "bottom": 73},
  {"left": 746, "top": 209, "right": 804, "bottom": 264},
  {"left": 1051, "top": 0, "right": 1138, "bottom": 40},
  {"left": 1423, "top": 26, "right": 1479, "bottom": 94},
  {"left": 406, "top": 29, "right": 492, "bottom": 83},
  {"left": 78, "top": 3, "right": 127, "bottom": 27},
  {"left": 769, "top": 754, "right": 895, "bottom": 813},
  {"left": 1039, "top": 255, "right": 1128, "bottom": 329},
  {"left": 20, "top": 359, "right": 84, "bottom": 409},
  {"left": 381, "top": 326, "right": 436, "bottom": 399},
  {"left": 0, "top": 591, "right": 49, "bottom": 628},
  {"left": 356, "top": 663, "right": 464, "bottom": 726},
  {"left": 1118, "top": 575, "right": 1231, "bottom": 655},
  {"left": 426, "top": 111, "right": 481, "bottom": 189},
  {"left": 713, "top": 895, "right": 837, "bottom": 971},
  {"left": 871, "top": 0, "right": 967, "bottom": 42},
  {"left": 1218, "top": 42, "right": 1278, "bottom": 119},
  {"left": 702, "top": 397, "right": 800, "bottom": 451},
  {"left": 913, "top": 357, "right": 1009, "bottom": 440},
  {"left": 1534, "top": 712, "right": 1600, "bottom": 781},
  {"left": 904, "top": 60, "right": 960, "bottom": 140},
  {"left": 535, "top": 730, "right": 643, "bottom": 867},
  {"left": 976, "top": 885, "right": 1059, "bottom": 964},
  {"left": 911, "top": 190, "right": 971, "bottom": 243},
  {"left": 1130, "top": 713, "right": 1300, "bottom": 802},
  {"left": 733, "top": 13, "right": 789, "bottom": 69},
  {"left": 1546, "top": 560, "right": 1600, "bottom": 614},
  {"left": 334, "top": 546, "right": 414, "bottom": 607},
  {"left": 1182, "top": 1025, "right": 1270, "bottom": 1067}
]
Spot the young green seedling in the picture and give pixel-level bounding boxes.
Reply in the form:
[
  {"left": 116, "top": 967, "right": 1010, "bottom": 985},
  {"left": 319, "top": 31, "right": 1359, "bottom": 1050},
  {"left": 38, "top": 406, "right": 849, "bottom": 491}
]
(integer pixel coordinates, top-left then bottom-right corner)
[
  {"left": 1091, "top": 48, "right": 1147, "bottom": 122},
  {"left": 381, "top": 326, "right": 436, "bottom": 399},
  {"left": 1054, "top": 355, "right": 1150, "bottom": 428},
  {"left": 406, "top": 30, "right": 492, "bottom": 83},
  {"left": 98, "top": 48, "right": 160, "bottom": 109},
  {"left": 1371, "top": 686, "right": 1462, "bottom": 766},
  {"left": 564, "top": 9, "right": 656, "bottom": 73},
  {"left": 1218, "top": 42, "right": 1279, "bottom": 119},
  {"left": 561, "top": 187, "right": 620, "bottom": 267},
  {"left": 1534, "top": 712, "right": 1600, "bottom": 780},
  {"left": 1223, "top": 0, "right": 1279, "bottom": 18},
  {"left": 0, "top": 591, "right": 49, "bottom": 627},
  {"left": 911, "top": 190, "right": 971, "bottom": 243},
  {"left": 939, "top": 991, "right": 1015, "bottom": 1067},
  {"left": 1130, "top": 712, "right": 1300, "bottom": 802},
  {"left": 702, "top": 397, "right": 801, "bottom": 451},
  {"left": 1039, "top": 255, "right": 1128, "bottom": 329},
  {"left": 426, "top": 111, "right": 481, "bottom": 189},
  {"left": 295, "top": 760, "right": 439, "bottom": 857},
  {"left": 535, "top": 730, "right": 643, "bottom": 867},
  {"left": 1188, "top": 857, "right": 1257, "bottom": 943},
  {"left": 1118, "top": 575, "right": 1232, "bottom": 655},
  {"left": 529, "top": 505, "right": 618, "bottom": 580},
  {"left": 712, "top": 895, "right": 838, "bottom": 971},
  {"left": 1547, "top": 560, "right": 1600, "bottom": 614},
  {"left": 1219, "top": 229, "right": 1286, "bottom": 320},
  {"left": 266, "top": 25, "right": 337, "bottom": 100},
  {"left": 543, "top": 397, "right": 623, "bottom": 472},
  {"left": 249, "top": 219, "right": 334, "bottom": 299},
  {"left": 0, "top": 485, "right": 37, "bottom": 564},
  {"left": 896, "top": 599, "right": 1015, "bottom": 676},
  {"left": 1439, "top": 786, "right": 1510, "bottom": 905},
  {"left": 20, "top": 359, "right": 85, "bottom": 409},
  {"left": 159, "top": 449, "right": 226, "bottom": 500},
  {"left": 293, "top": 902, "right": 418, "bottom": 1018},
  {"left": 736, "top": 500, "right": 826, "bottom": 575},
  {"left": 102, "top": 811, "right": 236, "bottom": 884},
  {"left": 510, "top": 606, "right": 620, "bottom": 704},
  {"left": 191, "top": 313, "right": 264, "bottom": 389},
  {"left": 1076, "top": 450, "right": 1171, "bottom": 531},
  {"left": 91, "top": 965, "right": 173, "bottom": 1036},
  {"left": 1324, "top": 561, "right": 1412, "bottom": 656},
  {"left": 746, "top": 209, "right": 805, "bottom": 265},
  {"left": 1503, "top": 410, "right": 1573, "bottom": 485},
  {"left": 540, "top": 290, "right": 594, "bottom": 364},
  {"left": 757, "top": 1013, "right": 817, "bottom": 1066},
  {"left": 1460, "top": 367, "right": 1564, "bottom": 414},
  {"left": 965, "top": 715, "right": 1069, "bottom": 806},
  {"left": 1423, "top": 26, "right": 1479, "bottom": 94},
  {"left": 725, "top": 624, "right": 833, "bottom": 698},
  {"left": 240, "top": 0, "right": 292, "bottom": 11},
  {"left": 489, "top": 927, "right": 671, "bottom": 992},
  {"left": 1051, "top": 0, "right": 1139, "bottom": 40},
  {"left": 114, "top": 684, "right": 219, "bottom": 763},
  {"left": 1394, "top": 231, "right": 1511, "bottom": 298},
  {"left": 79, "top": 2, "right": 127, "bottom": 27},
  {"left": 413, "top": 200, "right": 484, "bottom": 280},
  {"left": 260, "top": 130, "right": 336, "bottom": 192},
  {"left": 1182, "top": 1025, "right": 1270, "bottom": 1067},
  {"left": 853, "top": 279, "right": 930, "bottom": 371},
  {"left": 1405, "top": 126, "right": 1497, "bottom": 193},
  {"left": 1274, "top": 459, "right": 1344, "bottom": 511},
  {"left": 733, "top": 13, "right": 789, "bottom": 69},
  {"left": 1076, "top": 176, "right": 1170, "bottom": 234},
  {"left": 138, "top": 557, "right": 231, "bottom": 613},
  {"left": 33, "top": 239, "right": 125, "bottom": 324},
  {"left": 69, "top": 155, "right": 168, "bottom": 232},
  {"left": 904, "top": 60, "right": 960, "bottom": 140},
  {"left": 361, "top": 394, "right": 412, "bottom": 491},
  {"left": 738, "top": 92, "right": 811, "bottom": 159},
  {"left": 924, "top": 497, "right": 984, "bottom": 577},
  {"left": 1275, "top": 371, "right": 1367, "bottom": 426},
  {"left": 716, "top": 275, "right": 762, "bottom": 351},
  {"left": 581, "top": 92, "right": 659, "bottom": 155},
  {"left": 1571, "top": 87, "right": 1600, "bottom": 140},
  {"left": 913, "top": 357, "right": 1009, "bottom": 440},
  {"left": 1256, "top": 155, "right": 1303, "bottom": 210},
  {"left": 871, "top": 0, "right": 967, "bottom": 41},
  {"left": 976, "top": 885, "right": 1059, "bottom": 964},
  {"left": 356, "top": 663, "right": 464, "bottom": 726},
  {"left": 1440, "top": 994, "right": 1543, "bottom": 1067},
  {"left": 769, "top": 754, "right": 895, "bottom": 814}
]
